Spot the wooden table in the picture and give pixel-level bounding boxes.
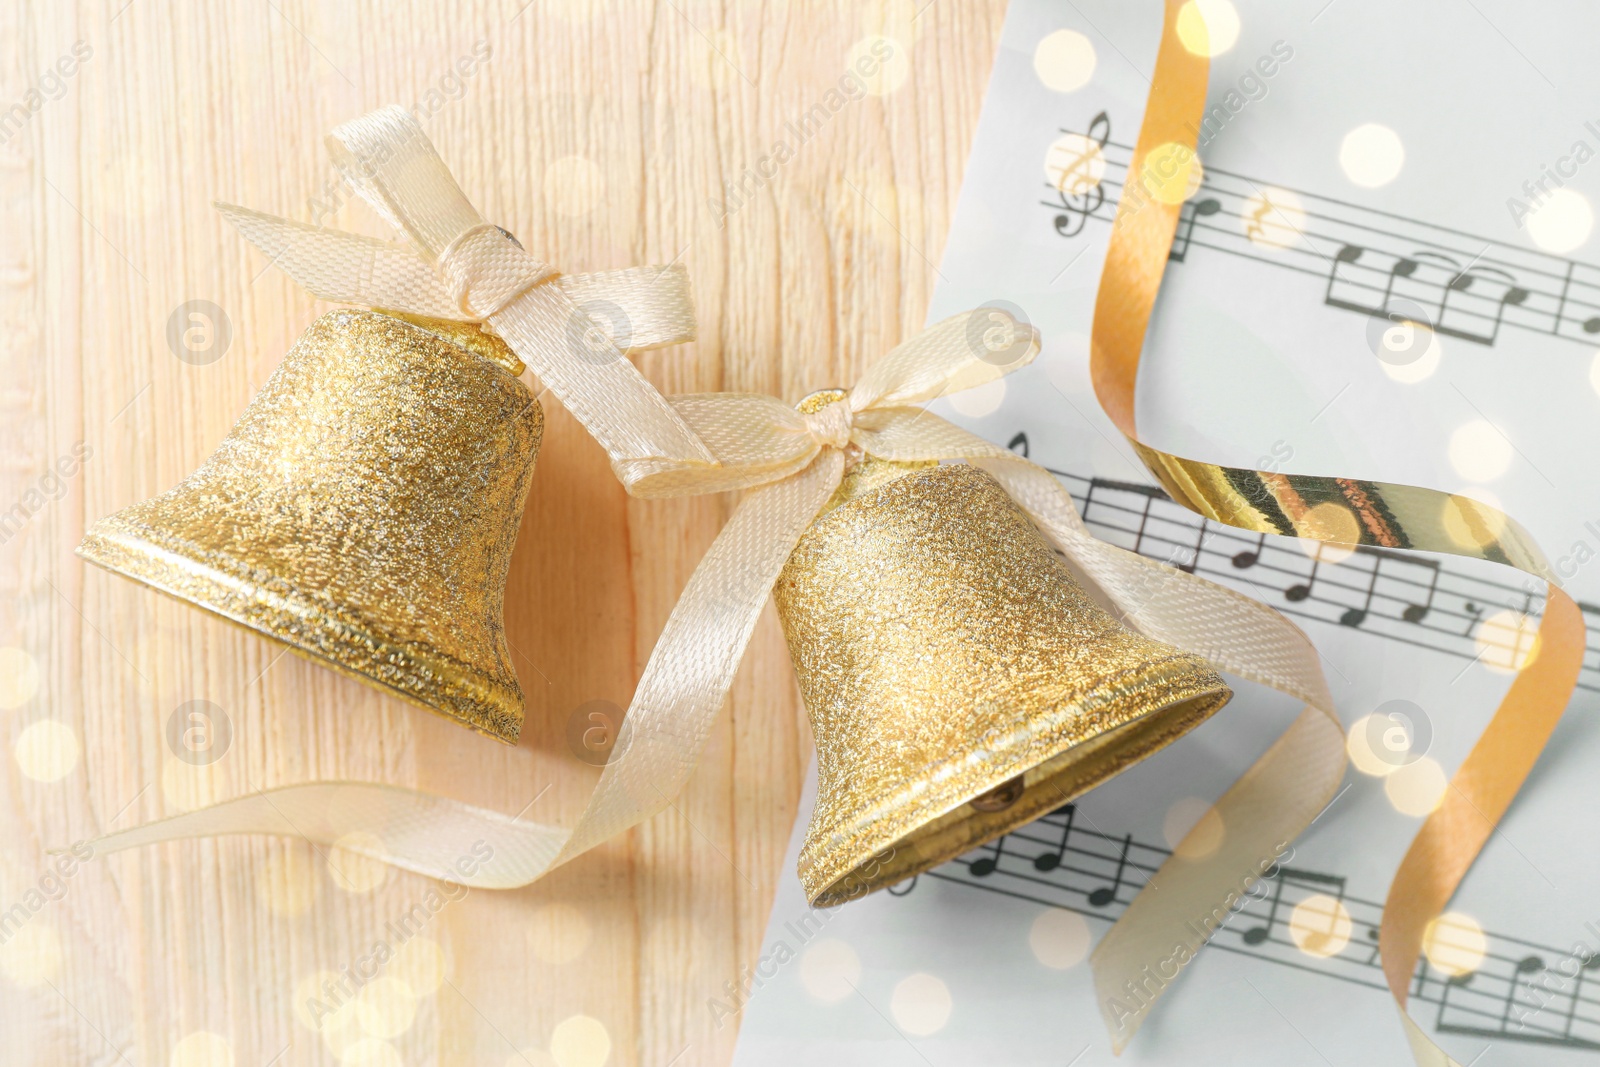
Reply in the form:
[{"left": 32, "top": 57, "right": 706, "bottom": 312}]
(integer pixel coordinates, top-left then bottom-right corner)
[{"left": 1, "top": 2, "right": 1005, "bottom": 1063}]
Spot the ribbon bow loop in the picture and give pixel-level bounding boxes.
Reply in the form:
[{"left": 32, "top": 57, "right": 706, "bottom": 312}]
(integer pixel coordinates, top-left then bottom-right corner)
[{"left": 323, "top": 105, "right": 486, "bottom": 260}]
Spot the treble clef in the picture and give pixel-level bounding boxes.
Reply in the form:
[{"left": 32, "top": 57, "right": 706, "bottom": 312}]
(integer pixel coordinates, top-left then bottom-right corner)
[{"left": 1046, "top": 110, "right": 1111, "bottom": 239}]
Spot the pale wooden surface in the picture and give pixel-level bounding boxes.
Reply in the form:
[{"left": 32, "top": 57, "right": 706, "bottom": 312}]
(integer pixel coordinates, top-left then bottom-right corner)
[{"left": 0, "top": 2, "right": 1006, "bottom": 1064}]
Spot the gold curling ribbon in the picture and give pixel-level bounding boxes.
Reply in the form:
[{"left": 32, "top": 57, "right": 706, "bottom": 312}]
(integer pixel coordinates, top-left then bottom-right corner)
[
  {"left": 1086, "top": 3, "right": 1586, "bottom": 1062},
  {"left": 82, "top": 108, "right": 1351, "bottom": 947}
]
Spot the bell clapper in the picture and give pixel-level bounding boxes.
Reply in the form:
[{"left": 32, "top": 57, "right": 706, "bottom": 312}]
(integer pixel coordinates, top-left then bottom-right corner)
[{"left": 969, "top": 774, "right": 1026, "bottom": 812}]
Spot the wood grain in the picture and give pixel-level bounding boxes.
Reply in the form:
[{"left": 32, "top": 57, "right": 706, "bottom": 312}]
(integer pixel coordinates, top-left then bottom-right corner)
[{"left": 0, "top": 1, "right": 1004, "bottom": 1063}]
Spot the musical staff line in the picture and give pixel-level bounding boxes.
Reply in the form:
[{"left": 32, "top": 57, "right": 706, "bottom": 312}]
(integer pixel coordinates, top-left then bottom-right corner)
[
  {"left": 1043, "top": 115, "right": 1600, "bottom": 348},
  {"left": 901, "top": 804, "right": 1600, "bottom": 1051},
  {"left": 894, "top": 438, "right": 1600, "bottom": 1048},
  {"left": 1021, "top": 443, "right": 1600, "bottom": 693}
]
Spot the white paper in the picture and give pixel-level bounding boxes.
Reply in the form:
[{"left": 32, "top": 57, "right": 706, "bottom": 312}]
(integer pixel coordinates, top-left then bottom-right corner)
[{"left": 731, "top": 1, "right": 1600, "bottom": 1063}]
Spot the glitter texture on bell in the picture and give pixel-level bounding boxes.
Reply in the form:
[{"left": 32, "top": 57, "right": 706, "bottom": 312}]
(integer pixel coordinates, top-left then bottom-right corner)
[
  {"left": 78, "top": 309, "right": 542, "bottom": 743},
  {"left": 774, "top": 454, "right": 1233, "bottom": 906}
]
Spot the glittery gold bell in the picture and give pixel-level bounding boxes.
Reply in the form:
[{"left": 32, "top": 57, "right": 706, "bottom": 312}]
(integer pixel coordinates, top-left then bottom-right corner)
[
  {"left": 78, "top": 309, "right": 541, "bottom": 743},
  {"left": 775, "top": 459, "right": 1233, "bottom": 905}
]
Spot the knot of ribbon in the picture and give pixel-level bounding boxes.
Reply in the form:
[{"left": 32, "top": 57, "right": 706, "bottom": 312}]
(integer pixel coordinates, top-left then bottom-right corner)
[
  {"left": 800, "top": 394, "right": 853, "bottom": 451},
  {"left": 435, "top": 222, "right": 559, "bottom": 321}
]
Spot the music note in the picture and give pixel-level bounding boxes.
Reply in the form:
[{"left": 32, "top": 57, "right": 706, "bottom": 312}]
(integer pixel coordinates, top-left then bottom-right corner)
[
  {"left": 1340, "top": 552, "right": 1384, "bottom": 627},
  {"left": 1304, "top": 237, "right": 1535, "bottom": 347},
  {"left": 1434, "top": 964, "right": 1464, "bottom": 1030},
  {"left": 1437, "top": 264, "right": 1531, "bottom": 345},
  {"left": 1496, "top": 955, "right": 1547, "bottom": 1030},
  {"left": 1563, "top": 955, "right": 1600, "bottom": 1038},
  {"left": 1178, "top": 518, "right": 1208, "bottom": 574},
  {"left": 1322, "top": 243, "right": 1368, "bottom": 312},
  {"left": 1007, "top": 431, "right": 1029, "bottom": 457},
  {"left": 1585, "top": 315, "right": 1600, "bottom": 334},
  {"left": 1402, "top": 561, "right": 1441, "bottom": 623},
  {"left": 1088, "top": 834, "right": 1133, "bottom": 907},
  {"left": 1241, "top": 867, "right": 1348, "bottom": 949},
  {"left": 1364, "top": 925, "right": 1382, "bottom": 965},
  {"left": 1462, "top": 600, "right": 1484, "bottom": 637},
  {"left": 1294, "top": 875, "right": 1351, "bottom": 957},
  {"left": 1170, "top": 196, "right": 1222, "bottom": 262},
  {"left": 1553, "top": 261, "right": 1576, "bottom": 336},
  {"left": 1232, "top": 532, "right": 1266, "bottom": 569},
  {"left": 1285, "top": 548, "right": 1321, "bottom": 603},
  {"left": 1383, "top": 255, "right": 1421, "bottom": 307},
  {"left": 1034, "top": 804, "right": 1076, "bottom": 872},
  {"left": 1241, "top": 870, "right": 1285, "bottom": 946},
  {"left": 1323, "top": 245, "right": 1420, "bottom": 320},
  {"left": 970, "top": 835, "right": 1007, "bottom": 877},
  {"left": 1487, "top": 591, "right": 1541, "bottom": 670}
]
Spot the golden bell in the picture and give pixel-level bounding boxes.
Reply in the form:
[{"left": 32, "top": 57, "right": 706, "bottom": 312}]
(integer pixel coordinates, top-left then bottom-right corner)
[
  {"left": 774, "top": 458, "right": 1233, "bottom": 905},
  {"left": 78, "top": 309, "right": 541, "bottom": 743}
]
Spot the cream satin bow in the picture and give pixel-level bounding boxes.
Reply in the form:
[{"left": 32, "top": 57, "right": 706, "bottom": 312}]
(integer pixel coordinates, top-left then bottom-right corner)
[
  {"left": 216, "top": 104, "right": 716, "bottom": 480},
  {"left": 88, "top": 111, "right": 1347, "bottom": 1036}
]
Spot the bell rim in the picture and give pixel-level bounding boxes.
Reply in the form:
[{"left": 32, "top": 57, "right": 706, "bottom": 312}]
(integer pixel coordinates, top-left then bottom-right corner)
[
  {"left": 77, "top": 520, "right": 526, "bottom": 744},
  {"left": 796, "top": 656, "right": 1231, "bottom": 906}
]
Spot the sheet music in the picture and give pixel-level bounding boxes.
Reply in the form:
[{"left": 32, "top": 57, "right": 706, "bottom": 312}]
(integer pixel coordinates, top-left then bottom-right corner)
[
  {"left": 731, "top": 1, "right": 1600, "bottom": 1064},
  {"left": 1050, "top": 131, "right": 1600, "bottom": 348}
]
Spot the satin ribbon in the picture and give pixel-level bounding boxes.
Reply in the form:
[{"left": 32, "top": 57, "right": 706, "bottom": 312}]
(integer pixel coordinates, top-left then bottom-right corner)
[
  {"left": 88, "top": 94, "right": 1580, "bottom": 1067},
  {"left": 86, "top": 110, "right": 1358, "bottom": 952},
  {"left": 85, "top": 288, "right": 1339, "bottom": 902},
  {"left": 1084, "top": 4, "right": 1585, "bottom": 1063}
]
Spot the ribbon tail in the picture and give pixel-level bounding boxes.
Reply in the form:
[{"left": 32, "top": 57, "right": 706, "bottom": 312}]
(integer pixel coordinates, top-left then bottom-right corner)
[
  {"left": 82, "top": 455, "right": 845, "bottom": 889},
  {"left": 83, "top": 782, "right": 570, "bottom": 889},
  {"left": 490, "top": 284, "right": 720, "bottom": 475},
  {"left": 553, "top": 451, "right": 845, "bottom": 859},
  {"left": 976, "top": 457, "right": 1347, "bottom": 1050},
  {"left": 215, "top": 202, "right": 465, "bottom": 320},
  {"left": 1400, "top": 1015, "right": 1465, "bottom": 1067},
  {"left": 1094, "top": 705, "right": 1345, "bottom": 1052},
  {"left": 557, "top": 264, "right": 697, "bottom": 353}
]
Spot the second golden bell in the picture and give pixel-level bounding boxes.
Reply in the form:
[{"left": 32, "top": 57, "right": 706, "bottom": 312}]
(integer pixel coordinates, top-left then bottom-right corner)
[{"left": 775, "top": 458, "right": 1233, "bottom": 905}]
